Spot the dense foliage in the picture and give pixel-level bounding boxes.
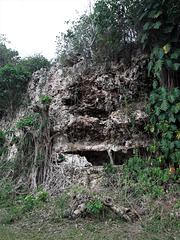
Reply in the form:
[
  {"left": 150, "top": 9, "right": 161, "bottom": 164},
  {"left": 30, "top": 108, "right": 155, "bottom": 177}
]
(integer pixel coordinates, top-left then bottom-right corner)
[
  {"left": 0, "top": 36, "right": 50, "bottom": 118},
  {"left": 56, "top": 0, "right": 180, "bottom": 86},
  {"left": 0, "top": 0, "right": 179, "bottom": 223},
  {"left": 18, "top": 54, "right": 51, "bottom": 74},
  {"left": 56, "top": 14, "right": 97, "bottom": 65},
  {"left": 0, "top": 64, "right": 30, "bottom": 116},
  {"left": 0, "top": 35, "right": 19, "bottom": 67},
  {"left": 135, "top": 0, "right": 180, "bottom": 89},
  {"left": 146, "top": 84, "right": 180, "bottom": 167}
]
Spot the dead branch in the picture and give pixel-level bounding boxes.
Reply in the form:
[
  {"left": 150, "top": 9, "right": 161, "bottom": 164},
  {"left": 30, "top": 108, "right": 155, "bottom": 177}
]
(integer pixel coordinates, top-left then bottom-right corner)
[{"left": 70, "top": 195, "right": 139, "bottom": 222}]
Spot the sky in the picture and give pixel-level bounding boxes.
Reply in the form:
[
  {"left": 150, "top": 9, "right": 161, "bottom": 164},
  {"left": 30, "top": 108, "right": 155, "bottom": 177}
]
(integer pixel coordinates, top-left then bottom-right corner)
[{"left": 0, "top": 0, "right": 93, "bottom": 60}]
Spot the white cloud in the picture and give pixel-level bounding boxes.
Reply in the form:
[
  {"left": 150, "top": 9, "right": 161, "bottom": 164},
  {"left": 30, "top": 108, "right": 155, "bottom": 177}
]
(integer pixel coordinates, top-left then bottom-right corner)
[{"left": 0, "top": 0, "right": 92, "bottom": 59}]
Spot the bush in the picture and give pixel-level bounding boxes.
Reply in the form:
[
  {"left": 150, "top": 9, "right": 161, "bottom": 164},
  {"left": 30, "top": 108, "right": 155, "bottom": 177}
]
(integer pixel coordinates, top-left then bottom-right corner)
[
  {"left": 123, "top": 149, "right": 179, "bottom": 199},
  {"left": 16, "top": 113, "right": 40, "bottom": 131},
  {"left": 41, "top": 95, "right": 52, "bottom": 107},
  {"left": 0, "top": 64, "right": 30, "bottom": 116},
  {"left": 86, "top": 200, "right": 103, "bottom": 215},
  {"left": 35, "top": 191, "right": 49, "bottom": 202},
  {"left": 0, "top": 34, "right": 19, "bottom": 67},
  {"left": 19, "top": 54, "right": 50, "bottom": 74},
  {"left": 146, "top": 85, "right": 180, "bottom": 167}
]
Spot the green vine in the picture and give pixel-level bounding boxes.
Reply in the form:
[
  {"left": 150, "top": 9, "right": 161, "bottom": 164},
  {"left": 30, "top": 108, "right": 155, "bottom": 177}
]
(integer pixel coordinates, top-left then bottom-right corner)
[{"left": 145, "top": 83, "right": 180, "bottom": 167}]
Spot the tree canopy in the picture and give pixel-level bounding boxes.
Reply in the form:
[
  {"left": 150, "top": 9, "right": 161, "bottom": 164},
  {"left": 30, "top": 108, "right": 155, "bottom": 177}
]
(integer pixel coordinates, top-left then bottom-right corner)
[
  {"left": 0, "top": 35, "right": 51, "bottom": 118},
  {"left": 56, "top": 0, "right": 180, "bottom": 88}
]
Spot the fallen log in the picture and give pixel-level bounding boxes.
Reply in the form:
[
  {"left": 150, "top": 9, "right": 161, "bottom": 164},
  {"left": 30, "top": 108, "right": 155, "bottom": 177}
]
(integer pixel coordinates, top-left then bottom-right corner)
[{"left": 70, "top": 195, "right": 138, "bottom": 222}]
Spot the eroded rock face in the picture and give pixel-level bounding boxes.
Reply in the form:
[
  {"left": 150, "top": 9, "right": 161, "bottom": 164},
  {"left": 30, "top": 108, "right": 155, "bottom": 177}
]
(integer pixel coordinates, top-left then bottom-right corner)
[
  {"left": 27, "top": 49, "right": 150, "bottom": 167},
  {"left": 0, "top": 48, "right": 151, "bottom": 191}
]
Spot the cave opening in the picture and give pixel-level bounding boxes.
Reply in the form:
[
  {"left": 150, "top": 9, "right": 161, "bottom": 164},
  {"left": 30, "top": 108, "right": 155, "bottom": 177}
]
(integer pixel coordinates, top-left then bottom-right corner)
[
  {"left": 112, "top": 149, "right": 134, "bottom": 165},
  {"left": 77, "top": 150, "right": 110, "bottom": 166},
  {"left": 64, "top": 147, "right": 147, "bottom": 166}
]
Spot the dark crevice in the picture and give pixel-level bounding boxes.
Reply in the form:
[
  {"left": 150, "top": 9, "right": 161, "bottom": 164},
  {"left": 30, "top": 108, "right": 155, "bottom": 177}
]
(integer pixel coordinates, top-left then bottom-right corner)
[
  {"left": 112, "top": 149, "right": 134, "bottom": 165},
  {"left": 77, "top": 150, "right": 110, "bottom": 166},
  {"left": 64, "top": 146, "right": 147, "bottom": 166}
]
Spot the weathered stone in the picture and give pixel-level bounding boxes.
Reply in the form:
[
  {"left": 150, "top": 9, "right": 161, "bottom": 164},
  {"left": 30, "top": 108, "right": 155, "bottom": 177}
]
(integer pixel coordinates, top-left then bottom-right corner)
[{"left": 0, "top": 49, "right": 151, "bottom": 192}]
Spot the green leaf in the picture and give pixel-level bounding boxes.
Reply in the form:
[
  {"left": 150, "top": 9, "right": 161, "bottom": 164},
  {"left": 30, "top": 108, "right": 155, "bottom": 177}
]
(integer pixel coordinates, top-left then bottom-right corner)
[
  {"left": 160, "top": 100, "right": 169, "bottom": 111},
  {"left": 153, "top": 46, "right": 159, "bottom": 54},
  {"left": 153, "top": 81, "right": 158, "bottom": 89},
  {"left": 163, "top": 43, "right": 171, "bottom": 53},
  {"left": 174, "top": 140, "right": 180, "bottom": 148},
  {"left": 154, "top": 59, "right": 163, "bottom": 72},
  {"left": 153, "top": 21, "right": 162, "bottom": 29},
  {"left": 152, "top": 3, "right": 160, "bottom": 9},
  {"left": 169, "top": 142, "right": 175, "bottom": 150},
  {"left": 171, "top": 88, "right": 179, "bottom": 98},
  {"left": 141, "top": 33, "right": 148, "bottom": 43},
  {"left": 168, "top": 95, "right": 175, "bottom": 103},
  {"left": 148, "top": 60, "right": 153, "bottom": 76},
  {"left": 174, "top": 103, "right": 180, "bottom": 114},
  {"left": 164, "top": 27, "right": 174, "bottom": 33},
  {"left": 167, "top": 131, "right": 173, "bottom": 140},
  {"left": 155, "top": 106, "right": 161, "bottom": 116},
  {"left": 159, "top": 113, "right": 166, "bottom": 121},
  {"left": 153, "top": 11, "right": 163, "bottom": 19},
  {"left": 143, "top": 22, "right": 150, "bottom": 30},
  {"left": 161, "top": 140, "right": 169, "bottom": 154},
  {"left": 165, "top": 59, "right": 172, "bottom": 68},
  {"left": 148, "top": 10, "right": 156, "bottom": 18},
  {"left": 171, "top": 50, "right": 180, "bottom": 59},
  {"left": 150, "top": 125, "right": 155, "bottom": 133},
  {"left": 156, "top": 48, "right": 164, "bottom": 59},
  {"left": 150, "top": 52, "right": 154, "bottom": 59},
  {"left": 169, "top": 115, "right": 176, "bottom": 123},
  {"left": 139, "top": 12, "right": 147, "bottom": 20},
  {"left": 172, "top": 63, "right": 180, "bottom": 71},
  {"left": 170, "top": 124, "right": 177, "bottom": 131}
]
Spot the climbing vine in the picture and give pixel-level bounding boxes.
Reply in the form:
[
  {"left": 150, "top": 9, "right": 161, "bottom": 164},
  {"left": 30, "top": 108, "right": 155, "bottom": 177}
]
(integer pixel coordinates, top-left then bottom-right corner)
[{"left": 145, "top": 83, "right": 180, "bottom": 167}]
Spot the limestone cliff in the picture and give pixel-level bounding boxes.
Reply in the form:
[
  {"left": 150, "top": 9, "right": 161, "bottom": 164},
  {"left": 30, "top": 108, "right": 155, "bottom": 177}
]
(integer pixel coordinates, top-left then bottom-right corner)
[{"left": 0, "top": 48, "right": 152, "bottom": 194}]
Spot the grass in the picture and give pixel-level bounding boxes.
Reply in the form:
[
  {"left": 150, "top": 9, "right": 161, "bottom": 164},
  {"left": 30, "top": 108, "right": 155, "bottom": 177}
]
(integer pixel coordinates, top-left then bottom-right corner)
[
  {"left": 0, "top": 165, "right": 179, "bottom": 240},
  {"left": 0, "top": 198, "right": 179, "bottom": 240},
  {"left": 0, "top": 217, "right": 179, "bottom": 240}
]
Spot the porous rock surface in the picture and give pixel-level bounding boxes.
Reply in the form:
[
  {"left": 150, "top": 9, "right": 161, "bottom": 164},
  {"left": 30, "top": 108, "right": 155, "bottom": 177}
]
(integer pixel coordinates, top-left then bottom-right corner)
[{"left": 1, "top": 49, "right": 151, "bottom": 192}]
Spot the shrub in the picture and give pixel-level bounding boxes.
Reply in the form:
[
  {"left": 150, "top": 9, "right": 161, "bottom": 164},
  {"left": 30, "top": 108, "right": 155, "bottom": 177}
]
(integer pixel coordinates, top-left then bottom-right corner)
[
  {"left": 86, "top": 200, "right": 103, "bottom": 214},
  {"left": 0, "top": 64, "right": 30, "bottom": 116},
  {"left": 41, "top": 95, "right": 52, "bottom": 106},
  {"left": 16, "top": 113, "right": 40, "bottom": 131},
  {"left": 35, "top": 191, "right": 49, "bottom": 202},
  {"left": 145, "top": 84, "right": 180, "bottom": 167},
  {"left": 19, "top": 54, "right": 50, "bottom": 74}
]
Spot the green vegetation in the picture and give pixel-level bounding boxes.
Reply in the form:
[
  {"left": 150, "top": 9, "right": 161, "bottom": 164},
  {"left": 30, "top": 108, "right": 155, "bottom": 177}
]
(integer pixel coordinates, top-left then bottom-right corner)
[
  {"left": 146, "top": 84, "right": 180, "bottom": 167},
  {"left": 0, "top": 64, "right": 30, "bottom": 116},
  {"left": 0, "top": 34, "right": 19, "bottom": 67},
  {"left": 0, "top": 0, "right": 179, "bottom": 239},
  {"left": 86, "top": 200, "right": 103, "bottom": 214},
  {"left": 0, "top": 35, "right": 51, "bottom": 118},
  {"left": 19, "top": 54, "right": 51, "bottom": 74}
]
